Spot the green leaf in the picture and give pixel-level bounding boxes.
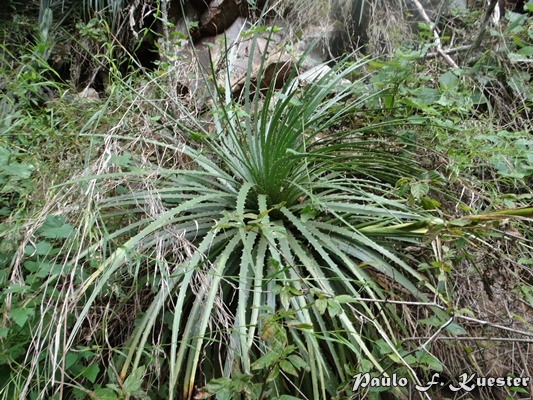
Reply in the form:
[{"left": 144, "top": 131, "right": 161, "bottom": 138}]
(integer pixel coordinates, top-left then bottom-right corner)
[
  {"left": 280, "top": 290, "right": 291, "bottom": 310},
  {"left": 9, "top": 307, "right": 34, "bottom": 327},
  {"left": 445, "top": 322, "right": 467, "bottom": 336},
  {"left": 279, "top": 359, "right": 298, "bottom": 376},
  {"left": 285, "top": 321, "right": 313, "bottom": 331},
  {"left": 388, "top": 353, "right": 417, "bottom": 365},
  {"left": 24, "top": 241, "right": 53, "bottom": 256},
  {"left": 300, "top": 205, "right": 319, "bottom": 223},
  {"left": 418, "top": 352, "right": 443, "bottom": 371},
  {"left": 215, "top": 389, "right": 232, "bottom": 400},
  {"left": 420, "top": 197, "right": 441, "bottom": 210},
  {"left": 274, "top": 92, "right": 302, "bottom": 106},
  {"left": 410, "top": 182, "right": 429, "bottom": 198},
  {"left": 327, "top": 299, "right": 342, "bottom": 317},
  {"left": 4, "top": 284, "right": 30, "bottom": 294},
  {"left": 517, "top": 46, "right": 533, "bottom": 55},
  {"left": 315, "top": 298, "right": 327, "bottom": 315},
  {"left": 36, "top": 215, "right": 74, "bottom": 239},
  {"left": 36, "top": 262, "right": 64, "bottom": 278},
  {"left": 92, "top": 388, "right": 120, "bottom": 400},
  {"left": 82, "top": 364, "right": 100, "bottom": 383},
  {"left": 207, "top": 378, "right": 232, "bottom": 400},
  {"left": 252, "top": 350, "right": 280, "bottom": 370},
  {"left": 207, "top": 377, "right": 232, "bottom": 393},
  {"left": 0, "top": 148, "right": 34, "bottom": 185},
  {"left": 376, "top": 339, "right": 394, "bottom": 355},
  {"left": 65, "top": 352, "right": 79, "bottom": 370},
  {"left": 439, "top": 71, "right": 458, "bottom": 90},
  {"left": 448, "top": 218, "right": 470, "bottom": 227},
  {"left": 123, "top": 366, "right": 145, "bottom": 395},
  {"left": 287, "top": 354, "right": 309, "bottom": 371},
  {"left": 232, "top": 373, "right": 251, "bottom": 392},
  {"left": 267, "top": 365, "right": 280, "bottom": 382},
  {"left": 335, "top": 294, "right": 355, "bottom": 303},
  {"left": 261, "top": 223, "right": 286, "bottom": 240}
]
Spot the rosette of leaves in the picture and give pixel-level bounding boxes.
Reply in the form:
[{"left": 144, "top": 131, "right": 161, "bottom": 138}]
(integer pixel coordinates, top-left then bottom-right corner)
[{"left": 18, "top": 39, "right": 443, "bottom": 400}]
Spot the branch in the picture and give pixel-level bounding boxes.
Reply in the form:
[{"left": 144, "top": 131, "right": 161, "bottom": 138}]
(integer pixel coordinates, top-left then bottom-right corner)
[
  {"left": 410, "top": 0, "right": 459, "bottom": 68},
  {"left": 406, "top": 336, "right": 533, "bottom": 343},
  {"left": 425, "top": 44, "right": 472, "bottom": 58},
  {"left": 346, "top": 297, "right": 533, "bottom": 338},
  {"left": 467, "top": 0, "right": 499, "bottom": 57}
]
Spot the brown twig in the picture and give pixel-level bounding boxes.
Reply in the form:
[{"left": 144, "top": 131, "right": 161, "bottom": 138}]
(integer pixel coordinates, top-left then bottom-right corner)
[
  {"left": 405, "top": 336, "right": 533, "bottom": 343},
  {"left": 410, "top": 0, "right": 459, "bottom": 68},
  {"left": 426, "top": 44, "right": 472, "bottom": 58},
  {"left": 345, "top": 297, "right": 533, "bottom": 338},
  {"left": 467, "top": 0, "right": 499, "bottom": 58}
]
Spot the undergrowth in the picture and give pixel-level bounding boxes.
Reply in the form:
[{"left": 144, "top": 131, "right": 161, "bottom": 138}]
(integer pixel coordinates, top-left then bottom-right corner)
[{"left": 0, "top": 2, "right": 532, "bottom": 400}]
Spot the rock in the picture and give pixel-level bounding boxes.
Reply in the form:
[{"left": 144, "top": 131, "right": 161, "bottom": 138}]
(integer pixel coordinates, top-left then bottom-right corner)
[
  {"left": 78, "top": 87, "right": 100, "bottom": 100},
  {"left": 167, "top": 2, "right": 343, "bottom": 106},
  {"left": 295, "top": 25, "right": 334, "bottom": 69},
  {"left": 227, "top": 35, "right": 269, "bottom": 90},
  {"left": 200, "top": 0, "right": 243, "bottom": 36},
  {"left": 190, "top": 0, "right": 210, "bottom": 12},
  {"left": 231, "top": 52, "right": 295, "bottom": 98},
  {"left": 286, "top": 64, "right": 352, "bottom": 94},
  {"left": 258, "top": 53, "right": 295, "bottom": 90}
]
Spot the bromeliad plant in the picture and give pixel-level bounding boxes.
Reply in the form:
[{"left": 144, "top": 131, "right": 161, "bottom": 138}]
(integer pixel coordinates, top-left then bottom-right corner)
[{"left": 11, "top": 42, "right": 445, "bottom": 400}]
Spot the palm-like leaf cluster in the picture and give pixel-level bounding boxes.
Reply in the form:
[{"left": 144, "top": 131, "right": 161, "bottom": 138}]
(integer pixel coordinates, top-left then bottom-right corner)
[
  {"left": 0, "top": 32, "right": 448, "bottom": 399},
  {"left": 58, "top": 52, "right": 444, "bottom": 399}
]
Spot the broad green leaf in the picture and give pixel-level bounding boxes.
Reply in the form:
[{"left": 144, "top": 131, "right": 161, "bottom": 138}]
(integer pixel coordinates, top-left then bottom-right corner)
[
  {"left": 4, "top": 284, "right": 30, "bottom": 294},
  {"left": 388, "top": 353, "right": 417, "bottom": 365},
  {"left": 445, "top": 323, "right": 467, "bottom": 336},
  {"left": 251, "top": 350, "right": 280, "bottom": 370},
  {"left": 279, "top": 359, "right": 298, "bottom": 376},
  {"left": 267, "top": 365, "right": 280, "bottom": 382},
  {"left": 517, "top": 46, "right": 533, "bottom": 55},
  {"left": 280, "top": 290, "right": 291, "bottom": 310},
  {"left": 410, "top": 182, "right": 429, "bottom": 198},
  {"left": 327, "top": 299, "right": 342, "bottom": 317},
  {"left": 36, "top": 215, "right": 74, "bottom": 239},
  {"left": 418, "top": 352, "right": 443, "bottom": 371},
  {"left": 439, "top": 71, "right": 458, "bottom": 90},
  {"left": 9, "top": 307, "right": 34, "bottom": 327},
  {"left": 92, "top": 388, "right": 120, "bottom": 400},
  {"left": 315, "top": 298, "right": 327, "bottom": 315},
  {"left": 24, "top": 241, "right": 53, "bottom": 256},
  {"left": 287, "top": 354, "right": 309, "bottom": 371},
  {"left": 232, "top": 373, "right": 252, "bottom": 392},
  {"left": 335, "top": 295, "right": 355, "bottom": 303},
  {"left": 215, "top": 389, "right": 232, "bottom": 400},
  {"left": 123, "top": 366, "right": 145, "bottom": 395},
  {"left": 65, "top": 352, "right": 79, "bottom": 370},
  {"left": 207, "top": 377, "right": 232, "bottom": 393},
  {"left": 300, "top": 205, "right": 319, "bottom": 223},
  {"left": 82, "top": 364, "right": 100, "bottom": 383}
]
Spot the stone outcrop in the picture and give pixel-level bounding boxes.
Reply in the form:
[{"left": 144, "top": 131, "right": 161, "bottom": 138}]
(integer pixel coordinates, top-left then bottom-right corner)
[
  {"left": 199, "top": 0, "right": 244, "bottom": 36},
  {"left": 167, "top": 0, "right": 337, "bottom": 108}
]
